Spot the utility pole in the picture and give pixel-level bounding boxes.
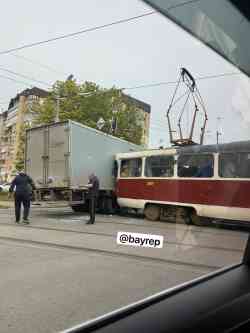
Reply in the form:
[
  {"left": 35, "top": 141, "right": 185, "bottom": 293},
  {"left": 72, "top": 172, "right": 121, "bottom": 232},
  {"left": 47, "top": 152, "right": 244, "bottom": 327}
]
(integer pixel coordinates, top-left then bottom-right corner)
[
  {"left": 216, "top": 116, "right": 223, "bottom": 144},
  {"left": 203, "top": 129, "right": 212, "bottom": 144},
  {"left": 54, "top": 74, "right": 74, "bottom": 123},
  {"left": 54, "top": 90, "right": 98, "bottom": 123},
  {"left": 55, "top": 94, "right": 60, "bottom": 123},
  {"left": 216, "top": 130, "right": 221, "bottom": 144}
]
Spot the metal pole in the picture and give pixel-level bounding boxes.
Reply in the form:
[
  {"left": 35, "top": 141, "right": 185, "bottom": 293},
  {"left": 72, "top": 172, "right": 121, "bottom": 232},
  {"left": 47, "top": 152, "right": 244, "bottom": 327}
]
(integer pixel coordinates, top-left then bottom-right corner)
[
  {"left": 189, "top": 103, "right": 198, "bottom": 141},
  {"left": 216, "top": 131, "right": 222, "bottom": 144},
  {"left": 55, "top": 95, "right": 60, "bottom": 123},
  {"left": 216, "top": 131, "right": 219, "bottom": 144},
  {"left": 216, "top": 117, "right": 222, "bottom": 144}
]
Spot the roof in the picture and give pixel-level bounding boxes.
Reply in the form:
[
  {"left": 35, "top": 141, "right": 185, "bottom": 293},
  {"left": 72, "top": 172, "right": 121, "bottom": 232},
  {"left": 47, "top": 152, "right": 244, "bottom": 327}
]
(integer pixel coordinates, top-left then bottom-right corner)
[
  {"left": 27, "top": 120, "right": 143, "bottom": 151},
  {"left": 178, "top": 140, "right": 250, "bottom": 154},
  {"left": 8, "top": 87, "right": 49, "bottom": 110},
  {"left": 122, "top": 93, "right": 151, "bottom": 114},
  {"left": 116, "top": 147, "right": 176, "bottom": 159},
  {"left": 0, "top": 110, "right": 8, "bottom": 119},
  {"left": 116, "top": 140, "right": 250, "bottom": 159}
]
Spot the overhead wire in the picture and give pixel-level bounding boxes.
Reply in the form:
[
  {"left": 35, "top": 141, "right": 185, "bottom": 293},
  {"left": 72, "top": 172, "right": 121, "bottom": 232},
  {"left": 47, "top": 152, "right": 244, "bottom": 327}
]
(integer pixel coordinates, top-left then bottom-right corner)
[
  {"left": 0, "top": 0, "right": 240, "bottom": 99},
  {"left": 10, "top": 54, "right": 68, "bottom": 77},
  {"left": 0, "top": 66, "right": 51, "bottom": 87},
  {"left": 0, "top": 74, "right": 32, "bottom": 87},
  {"left": 0, "top": 70, "right": 242, "bottom": 107},
  {"left": 0, "top": 11, "right": 156, "bottom": 56},
  {"left": 0, "top": 70, "right": 240, "bottom": 95},
  {"left": 0, "top": 0, "right": 203, "bottom": 56},
  {"left": 123, "top": 72, "right": 242, "bottom": 91}
]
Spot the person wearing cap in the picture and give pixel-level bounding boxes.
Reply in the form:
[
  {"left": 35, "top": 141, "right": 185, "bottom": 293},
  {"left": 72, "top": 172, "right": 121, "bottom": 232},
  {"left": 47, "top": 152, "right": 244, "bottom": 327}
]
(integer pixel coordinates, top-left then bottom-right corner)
[
  {"left": 8, "top": 170, "right": 36, "bottom": 224},
  {"left": 85, "top": 173, "right": 99, "bottom": 224}
]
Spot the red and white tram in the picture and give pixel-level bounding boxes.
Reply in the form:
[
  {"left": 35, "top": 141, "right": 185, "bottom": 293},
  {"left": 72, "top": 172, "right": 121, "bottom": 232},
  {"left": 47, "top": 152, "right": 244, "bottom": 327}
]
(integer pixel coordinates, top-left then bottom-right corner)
[{"left": 115, "top": 141, "right": 250, "bottom": 225}]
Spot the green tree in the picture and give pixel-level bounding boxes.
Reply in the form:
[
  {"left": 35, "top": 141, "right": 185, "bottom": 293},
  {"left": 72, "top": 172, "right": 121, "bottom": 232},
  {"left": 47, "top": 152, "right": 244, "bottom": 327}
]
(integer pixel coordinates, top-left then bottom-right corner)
[
  {"left": 14, "top": 123, "right": 31, "bottom": 172},
  {"left": 33, "top": 80, "right": 143, "bottom": 145}
]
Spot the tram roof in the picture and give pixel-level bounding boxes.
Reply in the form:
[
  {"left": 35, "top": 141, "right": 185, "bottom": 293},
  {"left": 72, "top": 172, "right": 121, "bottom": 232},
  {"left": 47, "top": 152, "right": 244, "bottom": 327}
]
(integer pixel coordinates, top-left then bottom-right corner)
[
  {"left": 116, "top": 147, "right": 176, "bottom": 159},
  {"left": 116, "top": 140, "right": 250, "bottom": 159},
  {"left": 177, "top": 140, "right": 250, "bottom": 154}
]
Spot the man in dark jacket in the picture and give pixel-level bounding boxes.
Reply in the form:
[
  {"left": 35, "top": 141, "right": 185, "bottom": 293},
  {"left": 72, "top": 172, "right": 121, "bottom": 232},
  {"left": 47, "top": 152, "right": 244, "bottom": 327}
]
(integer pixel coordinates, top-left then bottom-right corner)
[
  {"left": 86, "top": 173, "right": 99, "bottom": 224},
  {"left": 9, "top": 171, "right": 36, "bottom": 224}
]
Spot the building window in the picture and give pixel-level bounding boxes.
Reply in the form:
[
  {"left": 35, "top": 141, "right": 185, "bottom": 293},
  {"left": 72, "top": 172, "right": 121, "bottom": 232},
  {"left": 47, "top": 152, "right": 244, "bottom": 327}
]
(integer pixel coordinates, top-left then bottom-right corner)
[
  {"left": 120, "top": 158, "right": 142, "bottom": 177},
  {"left": 178, "top": 154, "right": 214, "bottom": 178},
  {"left": 145, "top": 155, "right": 174, "bottom": 177},
  {"left": 219, "top": 153, "right": 250, "bottom": 178}
]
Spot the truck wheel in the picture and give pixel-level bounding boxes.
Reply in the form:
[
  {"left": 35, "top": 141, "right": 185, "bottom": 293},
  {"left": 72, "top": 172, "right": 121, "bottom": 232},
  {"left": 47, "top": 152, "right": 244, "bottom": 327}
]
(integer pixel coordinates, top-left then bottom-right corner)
[
  {"left": 99, "top": 197, "right": 114, "bottom": 214},
  {"left": 144, "top": 205, "right": 160, "bottom": 221},
  {"left": 104, "top": 197, "right": 114, "bottom": 214},
  {"left": 71, "top": 204, "right": 87, "bottom": 213}
]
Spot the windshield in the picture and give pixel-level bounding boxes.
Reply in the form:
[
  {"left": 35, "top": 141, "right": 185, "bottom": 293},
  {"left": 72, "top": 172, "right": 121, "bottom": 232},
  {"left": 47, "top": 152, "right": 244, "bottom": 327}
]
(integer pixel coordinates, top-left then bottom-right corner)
[
  {"left": 143, "top": 0, "right": 250, "bottom": 77},
  {"left": 0, "top": 1, "right": 249, "bottom": 332}
]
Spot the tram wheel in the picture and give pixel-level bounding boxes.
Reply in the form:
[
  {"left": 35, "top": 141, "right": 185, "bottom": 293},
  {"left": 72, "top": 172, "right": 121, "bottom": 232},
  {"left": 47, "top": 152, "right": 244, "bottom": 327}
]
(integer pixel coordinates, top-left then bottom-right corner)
[
  {"left": 144, "top": 204, "right": 161, "bottom": 221},
  {"left": 190, "top": 211, "right": 211, "bottom": 227},
  {"left": 190, "top": 211, "right": 202, "bottom": 226}
]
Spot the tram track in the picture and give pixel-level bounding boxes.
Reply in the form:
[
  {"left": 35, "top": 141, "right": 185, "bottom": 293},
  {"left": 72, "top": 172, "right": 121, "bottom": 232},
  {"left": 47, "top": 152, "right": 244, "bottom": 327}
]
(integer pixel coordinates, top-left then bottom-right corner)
[
  {"left": 30, "top": 209, "right": 250, "bottom": 237},
  {"left": 1, "top": 207, "right": 248, "bottom": 236},
  {"left": 92, "top": 218, "right": 249, "bottom": 237},
  {"left": 0, "top": 234, "right": 219, "bottom": 273},
  {"left": 0, "top": 221, "right": 244, "bottom": 254}
]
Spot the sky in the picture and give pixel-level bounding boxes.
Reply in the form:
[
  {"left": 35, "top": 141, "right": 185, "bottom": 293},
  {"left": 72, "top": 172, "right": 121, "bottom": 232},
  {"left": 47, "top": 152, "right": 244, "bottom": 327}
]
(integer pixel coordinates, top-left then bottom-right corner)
[{"left": 0, "top": 0, "right": 250, "bottom": 147}]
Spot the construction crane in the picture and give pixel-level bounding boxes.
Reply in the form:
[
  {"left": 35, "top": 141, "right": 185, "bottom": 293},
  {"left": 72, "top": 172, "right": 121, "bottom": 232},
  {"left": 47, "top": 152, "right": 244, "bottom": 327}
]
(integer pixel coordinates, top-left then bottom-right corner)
[{"left": 166, "top": 68, "right": 208, "bottom": 146}]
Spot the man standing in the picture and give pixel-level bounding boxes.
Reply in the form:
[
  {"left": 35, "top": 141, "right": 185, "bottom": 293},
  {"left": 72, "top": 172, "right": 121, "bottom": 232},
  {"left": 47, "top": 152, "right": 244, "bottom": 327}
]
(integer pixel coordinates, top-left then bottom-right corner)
[
  {"left": 9, "top": 171, "right": 36, "bottom": 224},
  {"left": 86, "top": 173, "right": 99, "bottom": 224}
]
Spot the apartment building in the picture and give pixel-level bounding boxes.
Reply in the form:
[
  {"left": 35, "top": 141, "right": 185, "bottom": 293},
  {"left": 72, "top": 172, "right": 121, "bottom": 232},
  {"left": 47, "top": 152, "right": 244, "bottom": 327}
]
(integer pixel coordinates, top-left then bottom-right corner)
[{"left": 0, "top": 87, "right": 48, "bottom": 182}]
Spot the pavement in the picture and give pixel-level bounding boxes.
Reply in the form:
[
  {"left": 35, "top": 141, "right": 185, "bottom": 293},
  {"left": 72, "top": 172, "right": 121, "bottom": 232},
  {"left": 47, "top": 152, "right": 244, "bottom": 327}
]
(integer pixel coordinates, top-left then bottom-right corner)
[
  {"left": 0, "top": 206, "right": 248, "bottom": 333},
  {"left": 0, "top": 200, "right": 13, "bottom": 208}
]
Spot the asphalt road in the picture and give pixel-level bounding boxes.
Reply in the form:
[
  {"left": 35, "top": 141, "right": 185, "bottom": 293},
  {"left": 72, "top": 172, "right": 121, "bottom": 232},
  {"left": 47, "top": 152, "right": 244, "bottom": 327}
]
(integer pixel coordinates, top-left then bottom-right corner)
[{"left": 0, "top": 206, "right": 247, "bottom": 333}]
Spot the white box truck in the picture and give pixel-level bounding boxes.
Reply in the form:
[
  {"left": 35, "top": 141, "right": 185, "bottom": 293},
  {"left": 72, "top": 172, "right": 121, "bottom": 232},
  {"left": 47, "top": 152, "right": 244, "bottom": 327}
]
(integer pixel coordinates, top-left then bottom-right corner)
[{"left": 25, "top": 120, "right": 141, "bottom": 212}]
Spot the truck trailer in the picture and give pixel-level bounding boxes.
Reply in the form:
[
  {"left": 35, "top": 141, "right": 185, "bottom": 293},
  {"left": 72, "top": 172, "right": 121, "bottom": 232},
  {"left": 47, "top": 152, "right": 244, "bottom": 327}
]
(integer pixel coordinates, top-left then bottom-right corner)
[{"left": 25, "top": 120, "right": 141, "bottom": 212}]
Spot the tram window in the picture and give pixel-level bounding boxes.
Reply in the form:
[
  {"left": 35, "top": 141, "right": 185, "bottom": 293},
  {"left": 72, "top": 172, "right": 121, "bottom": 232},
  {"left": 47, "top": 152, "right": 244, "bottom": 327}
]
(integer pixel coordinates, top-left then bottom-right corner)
[
  {"left": 120, "top": 158, "right": 142, "bottom": 177},
  {"left": 219, "top": 153, "right": 237, "bottom": 178},
  {"left": 219, "top": 153, "right": 250, "bottom": 178},
  {"left": 145, "top": 155, "right": 174, "bottom": 177},
  {"left": 238, "top": 153, "right": 250, "bottom": 178},
  {"left": 178, "top": 154, "right": 214, "bottom": 178}
]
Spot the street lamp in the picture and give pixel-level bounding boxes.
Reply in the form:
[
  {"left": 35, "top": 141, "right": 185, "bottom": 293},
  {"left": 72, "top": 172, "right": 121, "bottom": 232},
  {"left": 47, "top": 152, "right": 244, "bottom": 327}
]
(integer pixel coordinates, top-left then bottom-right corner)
[{"left": 53, "top": 89, "right": 121, "bottom": 134}]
